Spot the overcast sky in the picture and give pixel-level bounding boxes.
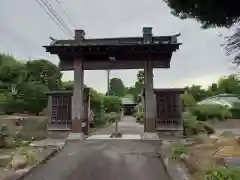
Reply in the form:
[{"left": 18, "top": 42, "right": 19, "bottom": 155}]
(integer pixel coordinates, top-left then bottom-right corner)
[{"left": 0, "top": 0, "right": 236, "bottom": 93}]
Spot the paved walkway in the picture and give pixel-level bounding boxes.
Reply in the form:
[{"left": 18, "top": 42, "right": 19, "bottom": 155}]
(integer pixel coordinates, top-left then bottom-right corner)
[
  {"left": 94, "top": 116, "right": 144, "bottom": 135},
  {"left": 22, "top": 116, "right": 170, "bottom": 180},
  {"left": 23, "top": 140, "right": 170, "bottom": 180}
]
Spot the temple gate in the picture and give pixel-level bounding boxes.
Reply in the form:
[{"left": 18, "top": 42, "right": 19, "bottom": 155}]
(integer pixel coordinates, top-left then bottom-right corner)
[{"left": 43, "top": 27, "right": 181, "bottom": 137}]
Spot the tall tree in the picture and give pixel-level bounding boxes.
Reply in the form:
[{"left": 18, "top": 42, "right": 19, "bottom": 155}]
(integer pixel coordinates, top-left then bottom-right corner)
[
  {"left": 164, "top": 0, "right": 240, "bottom": 28},
  {"left": 217, "top": 75, "right": 240, "bottom": 95},
  {"left": 164, "top": 0, "right": 240, "bottom": 64},
  {"left": 26, "top": 59, "right": 62, "bottom": 90},
  {"left": 225, "top": 25, "right": 240, "bottom": 65},
  {"left": 185, "top": 85, "right": 207, "bottom": 102},
  {"left": 108, "top": 78, "right": 125, "bottom": 97}
]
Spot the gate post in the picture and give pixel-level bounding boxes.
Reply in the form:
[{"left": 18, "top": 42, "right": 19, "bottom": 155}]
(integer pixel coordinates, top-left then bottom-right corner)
[
  {"left": 144, "top": 59, "right": 156, "bottom": 132},
  {"left": 71, "top": 58, "right": 84, "bottom": 134}
]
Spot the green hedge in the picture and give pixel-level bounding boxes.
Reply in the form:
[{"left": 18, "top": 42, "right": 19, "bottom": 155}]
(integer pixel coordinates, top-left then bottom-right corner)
[{"left": 189, "top": 104, "right": 232, "bottom": 121}]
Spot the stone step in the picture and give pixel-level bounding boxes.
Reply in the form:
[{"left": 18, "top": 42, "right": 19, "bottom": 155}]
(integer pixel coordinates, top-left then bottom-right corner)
[{"left": 47, "top": 130, "right": 70, "bottom": 139}]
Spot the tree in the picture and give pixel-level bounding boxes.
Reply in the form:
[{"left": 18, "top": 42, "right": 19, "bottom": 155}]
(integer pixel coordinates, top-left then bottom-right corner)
[
  {"left": 108, "top": 78, "right": 125, "bottom": 97},
  {"left": 225, "top": 25, "right": 240, "bottom": 65},
  {"left": 17, "top": 81, "right": 49, "bottom": 115},
  {"left": 62, "top": 81, "right": 73, "bottom": 90},
  {"left": 217, "top": 75, "right": 240, "bottom": 95},
  {"left": 164, "top": 1, "right": 240, "bottom": 64},
  {"left": 0, "top": 54, "right": 28, "bottom": 98},
  {"left": 185, "top": 85, "right": 207, "bottom": 102},
  {"left": 103, "top": 96, "right": 121, "bottom": 113},
  {"left": 180, "top": 91, "right": 196, "bottom": 108},
  {"left": 164, "top": 0, "right": 240, "bottom": 28},
  {"left": 26, "top": 59, "right": 62, "bottom": 90}
]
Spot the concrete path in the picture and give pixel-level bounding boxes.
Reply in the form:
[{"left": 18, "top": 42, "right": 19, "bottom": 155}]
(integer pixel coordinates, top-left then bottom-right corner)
[
  {"left": 215, "top": 128, "right": 240, "bottom": 136},
  {"left": 94, "top": 116, "right": 144, "bottom": 135},
  {"left": 23, "top": 140, "right": 170, "bottom": 180},
  {"left": 22, "top": 116, "right": 170, "bottom": 180}
]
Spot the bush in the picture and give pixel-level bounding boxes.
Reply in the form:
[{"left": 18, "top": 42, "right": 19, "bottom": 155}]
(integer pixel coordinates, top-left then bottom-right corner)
[
  {"left": 183, "top": 112, "right": 215, "bottom": 135},
  {"left": 183, "top": 112, "right": 199, "bottom": 135},
  {"left": 171, "top": 141, "right": 188, "bottom": 159},
  {"left": 136, "top": 112, "right": 144, "bottom": 124},
  {"left": 204, "top": 167, "right": 240, "bottom": 180},
  {"left": 103, "top": 96, "right": 121, "bottom": 113},
  {"left": 198, "top": 121, "right": 215, "bottom": 135},
  {"left": 189, "top": 104, "right": 232, "bottom": 121},
  {"left": 105, "top": 112, "right": 121, "bottom": 123},
  {"left": 18, "top": 81, "right": 49, "bottom": 115},
  {"left": 3, "top": 99, "right": 26, "bottom": 114},
  {"left": 0, "top": 124, "right": 9, "bottom": 148}
]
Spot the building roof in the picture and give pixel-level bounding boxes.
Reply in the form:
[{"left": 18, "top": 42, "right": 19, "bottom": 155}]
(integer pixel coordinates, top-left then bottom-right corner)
[
  {"left": 47, "top": 34, "right": 180, "bottom": 47},
  {"left": 121, "top": 96, "right": 136, "bottom": 105},
  {"left": 43, "top": 27, "right": 182, "bottom": 70}
]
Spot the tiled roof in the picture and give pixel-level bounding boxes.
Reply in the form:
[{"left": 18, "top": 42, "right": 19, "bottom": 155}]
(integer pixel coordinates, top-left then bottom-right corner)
[{"left": 48, "top": 34, "right": 180, "bottom": 47}]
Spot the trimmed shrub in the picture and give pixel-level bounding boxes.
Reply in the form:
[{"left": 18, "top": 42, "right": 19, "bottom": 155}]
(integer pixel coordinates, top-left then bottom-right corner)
[
  {"left": 189, "top": 104, "right": 232, "bottom": 121},
  {"left": 136, "top": 112, "right": 144, "bottom": 124},
  {"left": 204, "top": 167, "right": 240, "bottom": 180}
]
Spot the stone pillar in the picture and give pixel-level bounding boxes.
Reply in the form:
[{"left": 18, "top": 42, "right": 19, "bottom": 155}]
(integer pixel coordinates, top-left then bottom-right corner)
[
  {"left": 144, "top": 59, "right": 156, "bottom": 132},
  {"left": 71, "top": 58, "right": 84, "bottom": 133}
]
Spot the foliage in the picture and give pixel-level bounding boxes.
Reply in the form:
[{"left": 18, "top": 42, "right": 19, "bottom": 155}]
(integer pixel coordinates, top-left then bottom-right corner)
[
  {"left": 204, "top": 167, "right": 240, "bottom": 180},
  {"left": 105, "top": 112, "right": 121, "bottom": 123},
  {"left": 163, "top": 1, "right": 240, "bottom": 65},
  {"left": 171, "top": 141, "right": 187, "bottom": 159},
  {"left": 62, "top": 81, "right": 74, "bottom": 90},
  {"left": 183, "top": 112, "right": 215, "bottom": 135},
  {"left": 17, "top": 147, "right": 39, "bottom": 165},
  {"left": 164, "top": 0, "right": 240, "bottom": 28},
  {"left": 136, "top": 112, "right": 144, "bottom": 124},
  {"left": 218, "top": 75, "right": 240, "bottom": 95},
  {"left": 26, "top": 59, "right": 62, "bottom": 90},
  {"left": 0, "top": 124, "right": 9, "bottom": 148},
  {"left": 94, "top": 98, "right": 105, "bottom": 127},
  {"left": 17, "top": 81, "right": 49, "bottom": 115},
  {"left": 180, "top": 91, "right": 196, "bottom": 109},
  {"left": 185, "top": 85, "right": 208, "bottom": 102},
  {"left": 107, "top": 78, "right": 126, "bottom": 97},
  {"left": 183, "top": 112, "right": 199, "bottom": 135},
  {"left": 225, "top": 25, "right": 240, "bottom": 66},
  {"left": 103, "top": 96, "right": 121, "bottom": 113},
  {"left": 189, "top": 104, "right": 232, "bottom": 121}
]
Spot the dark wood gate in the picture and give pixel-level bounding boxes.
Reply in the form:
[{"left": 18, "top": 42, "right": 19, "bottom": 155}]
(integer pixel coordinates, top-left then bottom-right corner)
[
  {"left": 51, "top": 95, "right": 71, "bottom": 124},
  {"left": 154, "top": 89, "right": 184, "bottom": 129}
]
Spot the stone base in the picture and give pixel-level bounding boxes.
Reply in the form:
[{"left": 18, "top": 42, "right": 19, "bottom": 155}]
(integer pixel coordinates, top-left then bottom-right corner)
[
  {"left": 67, "top": 133, "right": 85, "bottom": 141},
  {"left": 141, "top": 133, "right": 160, "bottom": 140},
  {"left": 71, "top": 118, "right": 82, "bottom": 133},
  {"left": 158, "top": 130, "right": 182, "bottom": 138}
]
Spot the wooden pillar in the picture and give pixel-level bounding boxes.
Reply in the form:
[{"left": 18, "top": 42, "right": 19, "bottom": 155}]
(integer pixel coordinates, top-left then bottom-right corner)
[
  {"left": 144, "top": 59, "right": 156, "bottom": 132},
  {"left": 72, "top": 58, "right": 84, "bottom": 133},
  {"left": 47, "top": 95, "right": 52, "bottom": 124}
]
